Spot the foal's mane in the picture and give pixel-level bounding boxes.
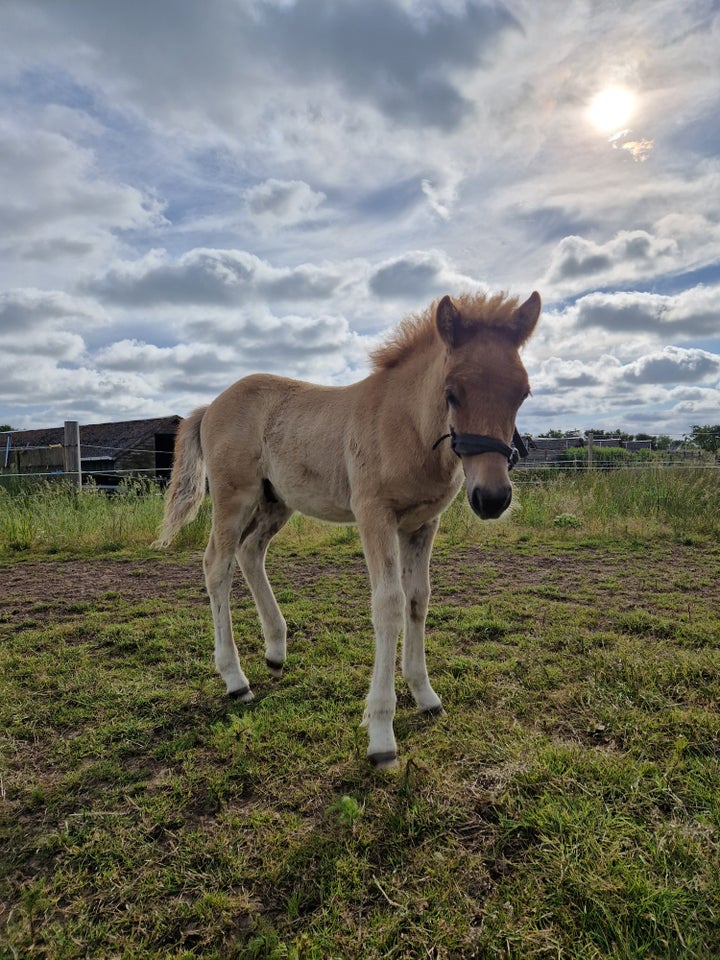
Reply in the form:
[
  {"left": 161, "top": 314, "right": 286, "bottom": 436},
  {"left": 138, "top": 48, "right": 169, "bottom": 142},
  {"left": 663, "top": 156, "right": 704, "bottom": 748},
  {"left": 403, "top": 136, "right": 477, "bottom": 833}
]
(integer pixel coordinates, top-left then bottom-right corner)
[{"left": 370, "top": 291, "right": 520, "bottom": 370}]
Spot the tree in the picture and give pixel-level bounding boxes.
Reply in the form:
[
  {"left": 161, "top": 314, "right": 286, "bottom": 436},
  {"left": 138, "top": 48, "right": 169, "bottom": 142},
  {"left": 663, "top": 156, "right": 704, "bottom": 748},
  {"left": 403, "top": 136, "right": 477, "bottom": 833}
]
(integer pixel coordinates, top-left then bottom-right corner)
[
  {"left": 0, "top": 424, "right": 13, "bottom": 432},
  {"left": 690, "top": 424, "right": 720, "bottom": 453}
]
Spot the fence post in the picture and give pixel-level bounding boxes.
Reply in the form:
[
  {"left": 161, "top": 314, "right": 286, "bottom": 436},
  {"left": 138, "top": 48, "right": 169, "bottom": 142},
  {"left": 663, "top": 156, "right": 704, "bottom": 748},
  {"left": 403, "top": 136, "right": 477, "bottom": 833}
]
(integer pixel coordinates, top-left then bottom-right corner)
[
  {"left": 587, "top": 432, "right": 594, "bottom": 470},
  {"left": 63, "top": 420, "right": 82, "bottom": 490}
]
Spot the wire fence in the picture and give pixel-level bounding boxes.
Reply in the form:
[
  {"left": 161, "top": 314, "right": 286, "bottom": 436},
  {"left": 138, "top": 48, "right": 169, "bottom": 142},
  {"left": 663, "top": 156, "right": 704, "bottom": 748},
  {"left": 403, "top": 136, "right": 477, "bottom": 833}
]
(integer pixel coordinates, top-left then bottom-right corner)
[
  {"left": 512, "top": 459, "right": 720, "bottom": 480},
  {"left": 1, "top": 431, "right": 173, "bottom": 488},
  {"left": 2, "top": 454, "right": 719, "bottom": 488}
]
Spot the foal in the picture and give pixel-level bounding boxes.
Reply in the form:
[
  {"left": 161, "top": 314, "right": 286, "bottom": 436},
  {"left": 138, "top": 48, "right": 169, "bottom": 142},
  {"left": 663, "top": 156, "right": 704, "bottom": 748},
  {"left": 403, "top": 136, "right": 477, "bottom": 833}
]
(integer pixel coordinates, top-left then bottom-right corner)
[{"left": 155, "top": 290, "right": 541, "bottom": 767}]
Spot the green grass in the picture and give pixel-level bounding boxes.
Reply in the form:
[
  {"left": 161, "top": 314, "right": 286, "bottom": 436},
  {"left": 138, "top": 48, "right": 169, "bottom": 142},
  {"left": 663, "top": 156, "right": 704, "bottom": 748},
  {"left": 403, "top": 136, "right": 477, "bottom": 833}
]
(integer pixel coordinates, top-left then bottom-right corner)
[{"left": 1, "top": 470, "right": 719, "bottom": 957}]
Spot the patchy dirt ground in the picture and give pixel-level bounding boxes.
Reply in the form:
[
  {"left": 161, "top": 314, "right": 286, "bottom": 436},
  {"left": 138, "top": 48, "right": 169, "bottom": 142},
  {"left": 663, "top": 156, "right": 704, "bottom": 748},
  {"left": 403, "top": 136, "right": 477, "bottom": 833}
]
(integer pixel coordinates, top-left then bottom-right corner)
[{"left": 2, "top": 538, "right": 718, "bottom": 625}]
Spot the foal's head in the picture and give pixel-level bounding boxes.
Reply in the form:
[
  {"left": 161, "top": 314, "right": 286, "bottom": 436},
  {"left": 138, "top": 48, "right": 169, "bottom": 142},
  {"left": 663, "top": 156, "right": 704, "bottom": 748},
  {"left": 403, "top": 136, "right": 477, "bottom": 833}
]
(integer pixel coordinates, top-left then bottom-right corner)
[{"left": 436, "top": 291, "right": 541, "bottom": 519}]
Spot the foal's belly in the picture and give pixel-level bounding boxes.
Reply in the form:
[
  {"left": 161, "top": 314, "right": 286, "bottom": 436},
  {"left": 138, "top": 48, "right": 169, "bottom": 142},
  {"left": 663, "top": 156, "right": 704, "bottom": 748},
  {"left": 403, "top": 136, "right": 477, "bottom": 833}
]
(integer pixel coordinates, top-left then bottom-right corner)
[
  {"left": 293, "top": 497, "right": 356, "bottom": 525},
  {"left": 275, "top": 481, "right": 356, "bottom": 525}
]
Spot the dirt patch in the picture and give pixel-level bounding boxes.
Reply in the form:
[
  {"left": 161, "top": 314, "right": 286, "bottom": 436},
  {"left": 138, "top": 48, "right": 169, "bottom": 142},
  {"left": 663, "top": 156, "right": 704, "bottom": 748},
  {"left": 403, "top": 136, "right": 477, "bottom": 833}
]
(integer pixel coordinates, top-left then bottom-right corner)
[
  {"left": 1, "top": 540, "right": 717, "bottom": 624},
  {"left": 2, "top": 556, "right": 203, "bottom": 605}
]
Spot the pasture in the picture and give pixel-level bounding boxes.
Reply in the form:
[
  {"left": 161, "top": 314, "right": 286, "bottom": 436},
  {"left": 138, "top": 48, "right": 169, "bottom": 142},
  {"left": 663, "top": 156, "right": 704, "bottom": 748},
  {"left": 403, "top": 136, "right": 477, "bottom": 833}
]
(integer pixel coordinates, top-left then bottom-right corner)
[{"left": 1, "top": 471, "right": 719, "bottom": 958}]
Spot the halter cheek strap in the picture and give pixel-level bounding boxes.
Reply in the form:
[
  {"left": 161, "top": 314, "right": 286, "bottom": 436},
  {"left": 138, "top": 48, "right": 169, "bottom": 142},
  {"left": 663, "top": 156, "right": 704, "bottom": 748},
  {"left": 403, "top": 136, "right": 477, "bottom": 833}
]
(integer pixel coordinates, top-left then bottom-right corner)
[{"left": 432, "top": 427, "right": 528, "bottom": 470}]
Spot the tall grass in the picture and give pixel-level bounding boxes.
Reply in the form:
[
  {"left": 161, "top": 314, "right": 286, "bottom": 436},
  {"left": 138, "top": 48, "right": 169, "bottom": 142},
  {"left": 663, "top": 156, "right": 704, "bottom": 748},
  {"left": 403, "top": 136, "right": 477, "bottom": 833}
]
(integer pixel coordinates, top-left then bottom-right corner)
[
  {"left": 0, "top": 479, "right": 166, "bottom": 555},
  {"left": 511, "top": 467, "right": 719, "bottom": 540},
  {"left": 0, "top": 468, "right": 717, "bottom": 558}
]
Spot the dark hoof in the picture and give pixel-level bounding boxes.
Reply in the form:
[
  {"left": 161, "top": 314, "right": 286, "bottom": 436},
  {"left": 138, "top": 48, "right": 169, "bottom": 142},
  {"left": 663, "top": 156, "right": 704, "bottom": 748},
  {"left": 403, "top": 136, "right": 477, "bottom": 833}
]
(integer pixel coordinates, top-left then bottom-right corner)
[
  {"left": 265, "top": 658, "right": 284, "bottom": 678},
  {"left": 227, "top": 685, "right": 253, "bottom": 703},
  {"left": 422, "top": 704, "right": 445, "bottom": 718},
  {"left": 368, "top": 751, "right": 398, "bottom": 769}
]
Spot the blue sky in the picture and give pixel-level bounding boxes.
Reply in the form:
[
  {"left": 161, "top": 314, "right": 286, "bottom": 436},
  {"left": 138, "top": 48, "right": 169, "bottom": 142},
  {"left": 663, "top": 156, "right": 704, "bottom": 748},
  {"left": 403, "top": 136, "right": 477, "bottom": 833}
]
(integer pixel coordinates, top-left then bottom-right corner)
[{"left": 0, "top": 0, "right": 718, "bottom": 437}]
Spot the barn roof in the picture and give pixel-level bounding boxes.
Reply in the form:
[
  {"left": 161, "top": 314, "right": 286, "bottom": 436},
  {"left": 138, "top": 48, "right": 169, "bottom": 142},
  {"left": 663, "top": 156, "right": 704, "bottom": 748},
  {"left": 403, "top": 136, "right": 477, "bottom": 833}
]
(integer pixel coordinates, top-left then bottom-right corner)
[{"left": 1, "top": 417, "right": 181, "bottom": 460}]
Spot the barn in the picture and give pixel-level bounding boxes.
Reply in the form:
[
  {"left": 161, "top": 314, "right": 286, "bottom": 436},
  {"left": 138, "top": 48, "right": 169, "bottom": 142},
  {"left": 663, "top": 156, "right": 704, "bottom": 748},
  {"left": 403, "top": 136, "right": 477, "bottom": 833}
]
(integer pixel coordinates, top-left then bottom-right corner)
[
  {"left": 519, "top": 435, "right": 585, "bottom": 467},
  {"left": 1, "top": 417, "right": 180, "bottom": 489}
]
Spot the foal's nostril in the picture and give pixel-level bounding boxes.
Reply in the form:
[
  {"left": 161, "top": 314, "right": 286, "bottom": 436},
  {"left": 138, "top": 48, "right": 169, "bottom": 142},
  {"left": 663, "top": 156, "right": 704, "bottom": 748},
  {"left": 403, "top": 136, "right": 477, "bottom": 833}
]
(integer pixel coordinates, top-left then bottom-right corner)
[{"left": 470, "top": 485, "right": 512, "bottom": 519}]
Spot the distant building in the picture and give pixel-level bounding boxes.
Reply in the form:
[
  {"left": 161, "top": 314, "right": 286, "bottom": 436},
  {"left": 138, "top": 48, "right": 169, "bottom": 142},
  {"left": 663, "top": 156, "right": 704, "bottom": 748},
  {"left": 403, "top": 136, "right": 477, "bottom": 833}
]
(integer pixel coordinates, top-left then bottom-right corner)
[
  {"left": 519, "top": 435, "right": 584, "bottom": 466},
  {"left": 591, "top": 437, "right": 623, "bottom": 448},
  {"left": 1, "top": 417, "right": 180, "bottom": 488}
]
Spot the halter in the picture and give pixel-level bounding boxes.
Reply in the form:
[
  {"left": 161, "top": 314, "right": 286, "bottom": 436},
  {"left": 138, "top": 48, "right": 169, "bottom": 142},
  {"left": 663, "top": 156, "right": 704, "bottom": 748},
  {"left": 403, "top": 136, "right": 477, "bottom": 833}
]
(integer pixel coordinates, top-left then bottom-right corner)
[{"left": 432, "top": 426, "right": 528, "bottom": 470}]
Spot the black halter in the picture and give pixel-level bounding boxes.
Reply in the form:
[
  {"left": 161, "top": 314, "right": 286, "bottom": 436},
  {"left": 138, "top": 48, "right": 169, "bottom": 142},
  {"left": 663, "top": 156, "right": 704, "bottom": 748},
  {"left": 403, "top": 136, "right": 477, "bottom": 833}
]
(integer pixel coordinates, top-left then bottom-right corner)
[{"left": 432, "top": 426, "right": 528, "bottom": 470}]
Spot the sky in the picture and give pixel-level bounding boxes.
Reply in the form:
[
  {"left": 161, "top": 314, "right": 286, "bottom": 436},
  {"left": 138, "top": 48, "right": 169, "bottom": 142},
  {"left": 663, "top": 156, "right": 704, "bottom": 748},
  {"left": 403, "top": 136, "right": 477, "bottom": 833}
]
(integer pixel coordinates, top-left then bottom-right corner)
[{"left": 1, "top": 0, "right": 719, "bottom": 438}]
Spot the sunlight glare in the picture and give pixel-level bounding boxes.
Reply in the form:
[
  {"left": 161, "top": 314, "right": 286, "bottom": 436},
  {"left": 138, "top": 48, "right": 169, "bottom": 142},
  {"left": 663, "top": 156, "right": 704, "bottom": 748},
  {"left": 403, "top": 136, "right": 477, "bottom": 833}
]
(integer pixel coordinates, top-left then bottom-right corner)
[{"left": 588, "top": 86, "right": 636, "bottom": 133}]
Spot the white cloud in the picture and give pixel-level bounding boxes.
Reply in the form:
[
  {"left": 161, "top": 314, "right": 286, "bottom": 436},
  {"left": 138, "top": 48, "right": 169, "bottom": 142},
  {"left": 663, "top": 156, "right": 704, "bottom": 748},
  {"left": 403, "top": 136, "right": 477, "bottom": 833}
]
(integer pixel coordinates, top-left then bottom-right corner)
[
  {"left": 85, "top": 249, "right": 347, "bottom": 307},
  {"left": 573, "top": 285, "right": 720, "bottom": 339},
  {"left": 543, "top": 217, "right": 720, "bottom": 297},
  {"left": 368, "top": 250, "right": 481, "bottom": 299},
  {"left": 245, "top": 179, "right": 327, "bottom": 227},
  {"left": 619, "top": 346, "right": 720, "bottom": 385},
  {"left": 0, "top": 120, "right": 164, "bottom": 284}
]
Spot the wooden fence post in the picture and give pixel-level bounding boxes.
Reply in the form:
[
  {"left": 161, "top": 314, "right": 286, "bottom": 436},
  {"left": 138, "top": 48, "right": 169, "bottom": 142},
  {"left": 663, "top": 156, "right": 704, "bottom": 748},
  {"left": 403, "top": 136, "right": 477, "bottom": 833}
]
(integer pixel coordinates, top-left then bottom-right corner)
[{"left": 63, "top": 420, "right": 82, "bottom": 490}]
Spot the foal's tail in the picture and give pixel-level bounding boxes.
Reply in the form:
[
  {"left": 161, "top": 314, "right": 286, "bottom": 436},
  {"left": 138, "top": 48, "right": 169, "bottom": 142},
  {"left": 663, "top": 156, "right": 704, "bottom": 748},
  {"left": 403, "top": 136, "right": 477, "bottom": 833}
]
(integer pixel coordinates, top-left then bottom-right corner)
[{"left": 152, "top": 406, "right": 208, "bottom": 548}]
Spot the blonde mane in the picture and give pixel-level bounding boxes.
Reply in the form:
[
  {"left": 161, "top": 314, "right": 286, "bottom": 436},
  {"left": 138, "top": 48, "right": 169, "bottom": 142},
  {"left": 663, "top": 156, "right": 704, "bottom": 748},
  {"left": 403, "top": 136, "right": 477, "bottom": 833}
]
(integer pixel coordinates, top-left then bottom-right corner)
[{"left": 370, "top": 291, "right": 521, "bottom": 370}]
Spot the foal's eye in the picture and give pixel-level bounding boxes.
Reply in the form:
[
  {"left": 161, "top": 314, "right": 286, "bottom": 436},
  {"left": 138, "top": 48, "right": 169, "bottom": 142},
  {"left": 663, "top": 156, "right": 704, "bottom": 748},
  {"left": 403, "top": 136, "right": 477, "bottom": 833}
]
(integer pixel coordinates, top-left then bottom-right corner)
[{"left": 445, "top": 389, "right": 459, "bottom": 409}]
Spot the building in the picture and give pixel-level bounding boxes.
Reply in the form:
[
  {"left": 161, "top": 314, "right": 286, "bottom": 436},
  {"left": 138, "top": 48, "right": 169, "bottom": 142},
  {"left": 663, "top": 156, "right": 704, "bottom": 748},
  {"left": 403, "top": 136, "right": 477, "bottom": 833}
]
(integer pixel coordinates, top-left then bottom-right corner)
[
  {"left": 519, "top": 435, "right": 584, "bottom": 467},
  {"left": 1, "top": 417, "right": 180, "bottom": 489}
]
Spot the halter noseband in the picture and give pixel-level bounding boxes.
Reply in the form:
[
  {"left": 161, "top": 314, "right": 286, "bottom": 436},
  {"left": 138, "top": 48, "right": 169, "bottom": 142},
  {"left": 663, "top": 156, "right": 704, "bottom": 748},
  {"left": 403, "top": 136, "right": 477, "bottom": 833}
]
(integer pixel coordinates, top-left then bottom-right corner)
[{"left": 432, "top": 427, "right": 528, "bottom": 470}]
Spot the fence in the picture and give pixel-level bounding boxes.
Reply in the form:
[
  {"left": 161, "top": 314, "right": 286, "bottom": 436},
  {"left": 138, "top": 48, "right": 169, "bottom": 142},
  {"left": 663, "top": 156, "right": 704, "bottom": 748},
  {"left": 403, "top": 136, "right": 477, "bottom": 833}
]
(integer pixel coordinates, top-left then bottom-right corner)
[
  {"left": 514, "top": 451, "right": 715, "bottom": 473},
  {"left": 1, "top": 419, "right": 177, "bottom": 490}
]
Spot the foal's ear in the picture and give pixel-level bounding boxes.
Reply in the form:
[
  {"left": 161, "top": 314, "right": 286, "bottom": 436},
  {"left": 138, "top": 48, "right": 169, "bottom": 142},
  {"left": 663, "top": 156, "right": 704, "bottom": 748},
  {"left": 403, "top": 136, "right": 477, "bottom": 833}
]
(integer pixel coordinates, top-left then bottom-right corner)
[
  {"left": 436, "top": 295, "right": 462, "bottom": 348},
  {"left": 511, "top": 291, "right": 542, "bottom": 346}
]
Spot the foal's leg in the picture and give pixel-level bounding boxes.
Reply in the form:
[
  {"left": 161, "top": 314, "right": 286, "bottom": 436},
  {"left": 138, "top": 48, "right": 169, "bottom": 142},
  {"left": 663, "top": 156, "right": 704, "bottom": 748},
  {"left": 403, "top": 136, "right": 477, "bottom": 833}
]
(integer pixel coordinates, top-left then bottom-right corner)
[
  {"left": 204, "top": 491, "right": 256, "bottom": 701},
  {"left": 399, "top": 518, "right": 443, "bottom": 716},
  {"left": 356, "top": 506, "right": 404, "bottom": 768},
  {"left": 235, "top": 499, "right": 293, "bottom": 678}
]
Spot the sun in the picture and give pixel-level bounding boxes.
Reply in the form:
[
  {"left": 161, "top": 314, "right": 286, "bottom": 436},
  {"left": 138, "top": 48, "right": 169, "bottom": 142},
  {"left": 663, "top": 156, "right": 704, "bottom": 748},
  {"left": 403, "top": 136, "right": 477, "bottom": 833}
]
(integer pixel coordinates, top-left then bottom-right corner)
[{"left": 588, "top": 86, "right": 636, "bottom": 133}]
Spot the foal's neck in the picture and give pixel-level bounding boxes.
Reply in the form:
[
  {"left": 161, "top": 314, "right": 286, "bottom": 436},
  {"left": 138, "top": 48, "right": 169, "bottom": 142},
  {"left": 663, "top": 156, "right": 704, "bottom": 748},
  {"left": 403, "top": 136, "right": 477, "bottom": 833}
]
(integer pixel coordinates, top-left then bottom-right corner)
[{"left": 398, "top": 338, "right": 451, "bottom": 448}]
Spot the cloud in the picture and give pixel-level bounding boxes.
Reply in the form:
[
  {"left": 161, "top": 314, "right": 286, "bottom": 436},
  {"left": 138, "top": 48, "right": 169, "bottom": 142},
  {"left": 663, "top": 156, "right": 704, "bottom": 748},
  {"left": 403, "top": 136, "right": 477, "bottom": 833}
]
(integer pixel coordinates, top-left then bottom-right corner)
[
  {"left": 619, "top": 346, "right": 720, "bottom": 385},
  {"left": 420, "top": 165, "right": 463, "bottom": 220},
  {"left": 0, "top": 289, "right": 102, "bottom": 331},
  {"left": 241, "top": 0, "right": 521, "bottom": 131},
  {"left": 85, "top": 249, "right": 346, "bottom": 307},
  {"left": 666, "top": 385, "right": 720, "bottom": 418},
  {"left": 574, "top": 285, "right": 720, "bottom": 338},
  {"left": 0, "top": 120, "right": 164, "bottom": 274},
  {"left": 5, "top": 0, "right": 519, "bottom": 134},
  {"left": 245, "top": 179, "right": 326, "bottom": 227},
  {"left": 546, "top": 231, "right": 677, "bottom": 283},
  {"left": 619, "top": 138, "right": 654, "bottom": 162},
  {"left": 92, "top": 309, "right": 374, "bottom": 397},
  {"left": 368, "top": 249, "right": 480, "bottom": 298}
]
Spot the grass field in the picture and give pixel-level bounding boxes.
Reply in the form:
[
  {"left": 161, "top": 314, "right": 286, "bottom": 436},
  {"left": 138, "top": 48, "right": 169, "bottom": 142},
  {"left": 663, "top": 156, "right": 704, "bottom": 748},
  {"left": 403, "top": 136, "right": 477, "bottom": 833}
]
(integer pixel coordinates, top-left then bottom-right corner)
[{"left": 1, "top": 471, "right": 719, "bottom": 958}]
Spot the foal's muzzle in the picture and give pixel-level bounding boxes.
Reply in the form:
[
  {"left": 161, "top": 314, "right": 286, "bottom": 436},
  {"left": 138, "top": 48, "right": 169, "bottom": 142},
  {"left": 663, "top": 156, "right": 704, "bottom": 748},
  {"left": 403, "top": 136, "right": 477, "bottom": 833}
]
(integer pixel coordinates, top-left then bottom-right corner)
[{"left": 469, "top": 483, "right": 513, "bottom": 520}]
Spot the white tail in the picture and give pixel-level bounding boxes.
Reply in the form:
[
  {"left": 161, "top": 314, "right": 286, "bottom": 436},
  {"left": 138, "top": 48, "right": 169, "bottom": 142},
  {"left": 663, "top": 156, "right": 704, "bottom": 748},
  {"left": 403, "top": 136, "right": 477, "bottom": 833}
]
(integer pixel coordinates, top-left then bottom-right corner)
[{"left": 152, "top": 406, "right": 208, "bottom": 548}]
